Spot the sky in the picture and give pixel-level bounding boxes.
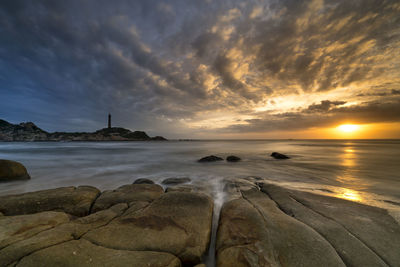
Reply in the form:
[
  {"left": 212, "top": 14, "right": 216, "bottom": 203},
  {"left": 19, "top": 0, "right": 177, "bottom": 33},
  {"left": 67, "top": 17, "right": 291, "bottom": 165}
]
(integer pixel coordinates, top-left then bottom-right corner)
[{"left": 0, "top": 0, "right": 400, "bottom": 139}]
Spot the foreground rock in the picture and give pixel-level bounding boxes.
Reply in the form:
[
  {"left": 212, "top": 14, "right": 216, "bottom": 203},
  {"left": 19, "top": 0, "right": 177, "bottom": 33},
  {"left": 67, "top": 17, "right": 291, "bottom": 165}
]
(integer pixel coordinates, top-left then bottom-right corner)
[
  {"left": 0, "top": 203, "right": 128, "bottom": 266},
  {"left": 0, "top": 159, "right": 30, "bottom": 182},
  {"left": 0, "top": 211, "right": 70, "bottom": 249},
  {"left": 226, "top": 155, "right": 241, "bottom": 162},
  {"left": 84, "top": 192, "right": 213, "bottom": 265},
  {"left": 91, "top": 184, "right": 163, "bottom": 213},
  {"left": 270, "top": 152, "right": 290, "bottom": 159},
  {"left": 0, "top": 186, "right": 100, "bottom": 216},
  {"left": 162, "top": 177, "right": 191, "bottom": 185},
  {"left": 217, "top": 188, "right": 345, "bottom": 267},
  {"left": 217, "top": 179, "right": 400, "bottom": 267},
  {"left": 133, "top": 178, "right": 155, "bottom": 184},
  {"left": 198, "top": 155, "right": 223, "bottom": 162},
  {"left": 1, "top": 181, "right": 399, "bottom": 267},
  {"left": 17, "top": 239, "right": 181, "bottom": 267},
  {"left": 261, "top": 183, "right": 400, "bottom": 267}
]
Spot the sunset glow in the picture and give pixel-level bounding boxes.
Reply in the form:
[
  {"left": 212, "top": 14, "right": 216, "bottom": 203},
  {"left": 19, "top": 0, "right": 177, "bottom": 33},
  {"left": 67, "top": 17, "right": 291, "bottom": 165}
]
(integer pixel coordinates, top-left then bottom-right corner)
[
  {"left": 0, "top": 1, "right": 399, "bottom": 139},
  {"left": 338, "top": 124, "right": 360, "bottom": 133}
]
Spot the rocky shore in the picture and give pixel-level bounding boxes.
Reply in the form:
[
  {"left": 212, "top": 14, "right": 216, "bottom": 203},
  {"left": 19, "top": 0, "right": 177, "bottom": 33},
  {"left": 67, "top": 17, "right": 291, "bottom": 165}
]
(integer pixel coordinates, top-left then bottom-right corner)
[
  {"left": 0, "top": 177, "right": 399, "bottom": 267},
  {"left": 0, "top": 119, "right": 166, "bottom": 141}
]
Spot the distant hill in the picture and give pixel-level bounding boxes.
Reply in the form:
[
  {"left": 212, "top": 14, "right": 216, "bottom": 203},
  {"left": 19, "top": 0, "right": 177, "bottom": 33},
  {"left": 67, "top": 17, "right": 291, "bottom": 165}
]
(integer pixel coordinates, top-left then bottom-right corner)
[{"left": 0, "top": 119, "right": 167, "bottom": 141}]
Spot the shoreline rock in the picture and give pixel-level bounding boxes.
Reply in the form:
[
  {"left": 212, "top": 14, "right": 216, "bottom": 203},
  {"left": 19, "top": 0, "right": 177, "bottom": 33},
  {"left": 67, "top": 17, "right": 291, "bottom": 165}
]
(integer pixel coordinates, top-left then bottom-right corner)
[
  {"left": 0, "top": 119, "right": 167, "bottom": 142},
  {"left": 271, "top": 152, "right": 290, "bottom": 159},
  {"left": 198, "top": 155, "right": 223, "bottom": 162},
  {"left": 0, "top": 159, "right": 30, "bottom": 182},
  {"left": 226, "top": 155, "right": 241, "bottom": 162},
  {"left": 0, "top": 180, "right": 399, "bottom": 266},
  {"left": 162, "top": 177, "right": 191, "bottom": 185}
]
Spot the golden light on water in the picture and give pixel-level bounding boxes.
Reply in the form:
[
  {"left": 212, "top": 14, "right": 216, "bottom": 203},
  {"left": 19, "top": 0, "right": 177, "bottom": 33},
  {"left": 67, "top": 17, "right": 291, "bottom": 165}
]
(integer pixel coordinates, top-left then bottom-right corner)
[
  {"left": 337, "top": 124, "right": 360, "bottom": 132},
  {"left": 336, "top": 188, "right": 362, "bottom": 202}
]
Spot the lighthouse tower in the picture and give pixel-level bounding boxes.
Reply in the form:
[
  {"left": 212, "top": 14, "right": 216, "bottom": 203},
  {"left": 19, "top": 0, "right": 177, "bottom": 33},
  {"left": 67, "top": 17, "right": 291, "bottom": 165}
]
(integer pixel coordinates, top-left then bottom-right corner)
[{"left": 108, "top": 113, "right": 111, "bottom": 129}]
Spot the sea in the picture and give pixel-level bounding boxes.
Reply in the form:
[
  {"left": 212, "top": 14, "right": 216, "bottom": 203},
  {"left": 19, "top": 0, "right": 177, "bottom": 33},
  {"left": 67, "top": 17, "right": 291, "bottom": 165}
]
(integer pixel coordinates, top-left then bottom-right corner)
[{"left": 1, "top": 140, "right": 400, "bottom": 221}]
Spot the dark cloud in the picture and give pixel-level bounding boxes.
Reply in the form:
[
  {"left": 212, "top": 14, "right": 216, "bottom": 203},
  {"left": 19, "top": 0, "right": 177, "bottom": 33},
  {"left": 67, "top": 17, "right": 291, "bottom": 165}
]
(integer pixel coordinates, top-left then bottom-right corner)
[
  {"left": 307, "top": 100, "right": 347, "bottom": 112},
  {"left": 222, "top": 99, "right": 400, "bottom": 133},
  {"left": 0, "top": 0, "right": 399, "bottom": 137}
]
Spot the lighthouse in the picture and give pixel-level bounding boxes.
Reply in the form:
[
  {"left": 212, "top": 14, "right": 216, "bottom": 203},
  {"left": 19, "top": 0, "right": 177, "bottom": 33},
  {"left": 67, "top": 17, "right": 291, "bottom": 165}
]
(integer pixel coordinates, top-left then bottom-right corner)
[{"left": 108, "top": 113, "right": 111, "bottom": 129}]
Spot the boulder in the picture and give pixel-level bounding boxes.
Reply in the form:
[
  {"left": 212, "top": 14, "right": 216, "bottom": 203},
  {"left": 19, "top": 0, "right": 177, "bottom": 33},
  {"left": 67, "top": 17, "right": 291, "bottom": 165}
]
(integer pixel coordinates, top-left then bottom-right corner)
[
  {"left": 0, "top": 204, "right": 127, "bottom": 266},
  {"left": 270, "top": 152, "right": 290, "bottom": 159},
  {"left": 198, "top": 155, "right": 223, "bottom": 162},
  {"left": 83, "top": 192, "right": 213, "bottom": 265},
  {"left": 162, "top": 177, "right": 191, "bottom": 185},
  {"left": 91, "top": 184, "right": 163, "bottom": 213},
  {"left": 133, "top": 178, "right": 154, "bottom": 184},
  {"left": 0, "top": 186, "right": 100, "bottom": 217},
  {"left": 17, "top": 239, "right": 181, "bottom": 267},
  {"left": 226, "top": 155, "right": 241, "bottom": 162},
  {"left": 166, "top": 185, "right": 194, "bottom": 193},
  {"left": 217, "top": 188, "right": 345, "bottom": 267},
  {"left": 262, "top": 183, "right": 400, "bottom": 267},
  {"left": 0, "top": 160, "right": 30, "bottom": 182},
  {"left": 0, "top": 211, "right": 70, "bottom": 249},
  {"left": 260, "top": 184, "right": 389, "bottom": 267}
]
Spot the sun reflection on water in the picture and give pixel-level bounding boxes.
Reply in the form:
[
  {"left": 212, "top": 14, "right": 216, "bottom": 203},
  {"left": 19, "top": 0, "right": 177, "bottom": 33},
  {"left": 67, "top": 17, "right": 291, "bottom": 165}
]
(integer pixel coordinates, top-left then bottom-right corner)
[{"left": 336, "top": 188, "right": 362, "bottom": 202}]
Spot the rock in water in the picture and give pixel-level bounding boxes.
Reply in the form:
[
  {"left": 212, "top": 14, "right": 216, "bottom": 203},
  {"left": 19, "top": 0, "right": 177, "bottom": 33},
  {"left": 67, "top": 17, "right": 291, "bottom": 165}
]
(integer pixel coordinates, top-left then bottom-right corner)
[
  {"left": 133, "top": 178, "right": 155, "bottom": 184},
  {"left": 162, "top": 177, "right": 191, "bottom": 185},
  {"left": 271, "top": 152, "right": 290, "bottom": 159},
  {"left": 198, "top": 155, "right": 223, "bottom": 162},
  {"left": 226, "top": 155, "right": 241, "bottom": 162},
  {"left": 0, "top": 159, "right": 30, "bottom": 182}
]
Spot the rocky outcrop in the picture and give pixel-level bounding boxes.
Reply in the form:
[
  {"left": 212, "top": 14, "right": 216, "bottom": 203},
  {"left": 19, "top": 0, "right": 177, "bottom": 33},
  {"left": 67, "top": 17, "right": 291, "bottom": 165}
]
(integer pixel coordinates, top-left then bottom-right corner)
[
  {"left": 0, "top": 180, "right": 399, "bottom": 267},
  {"left": 226, "top": 155, "right": 241, "bottom": 162},
  {"left": 0, "top": 160, "right": 30, "bottom": 182},
  {"left": 260, "top": 184, "right": 391, "bottom": 266},
  {"left": 162, "top": 177, "right": 191, "bottom": 185},
  {"left": 271, "top": 152, "right": 290, "bottom": 159},
  {"left": 0, "top": 211, "right": 70, "bottom": 249},
  {"left": 91, "top": 184, "right": 164, "bottom": 213},
  {"left": 217, "top": 188, "right": 345, "bottom": 267},
  {"left": 0, "top": 120, "right": 48, "bottom": 141},
  {"left": 0, "top": 119, "right": 167, "bottom": 141},
  {"left": 198, "top": 155, "right": 224, "bottom": 162},
  {"left": 0, "top": 203, "right": 128, "bottom": 266},
  {"left": 133, "top": 178, "right": 155, "bottom": 184},
  {"left": 17, "top": 239, "right": 181, "bottom": 267},
  {"left": 217, "top": 179, "right": 400, "bottom": 267},
  {"left": 84, "top": 192, "right": 214, "bottom": 265},
  {"left": 0, "top": 186, "right": 100, "bottom": 216}
]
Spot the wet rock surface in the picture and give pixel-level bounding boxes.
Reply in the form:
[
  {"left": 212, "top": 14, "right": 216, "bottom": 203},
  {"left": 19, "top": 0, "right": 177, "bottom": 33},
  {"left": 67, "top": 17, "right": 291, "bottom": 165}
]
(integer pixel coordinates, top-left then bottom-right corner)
[
  {"left": 270, "top": 152, "right": 290, "bottom": 159},
  {"left": 0, "top": 186, "right": 100, "bottom": 216},
  {"left": 0, "top": 160, "right": 30, "bottom": 182},
  {"left": 0, "top": 179, "right": 399, "bottom": 267},
  {"left": 226, "top": 155, "right": 241, "bottom": 162},
  {"left": 91, "top": 184, "right": 163, "bottom": 213},
  {"left": 198, "top": 155, "right": 223, "bottom": 162},
  {"left": 162, "top": 177, "right": 191, "bottom": 185},
  {"left": 84, "top": 192, "right": 213, "bottom": 265},
  {"left": 133, "top": 178, "right": 155, "bottom": 184}
]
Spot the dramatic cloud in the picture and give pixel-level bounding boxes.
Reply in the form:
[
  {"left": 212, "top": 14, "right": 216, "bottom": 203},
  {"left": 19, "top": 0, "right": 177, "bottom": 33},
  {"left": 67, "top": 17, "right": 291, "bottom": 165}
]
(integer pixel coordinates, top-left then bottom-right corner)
[{"left": 0, "top": 0, "right": 399, "bottom": 137}]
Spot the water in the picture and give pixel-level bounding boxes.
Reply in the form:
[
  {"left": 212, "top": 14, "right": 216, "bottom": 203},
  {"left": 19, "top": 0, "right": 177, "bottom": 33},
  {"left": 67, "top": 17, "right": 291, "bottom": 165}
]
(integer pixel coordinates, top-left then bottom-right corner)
[{"left": 1, "top": 139, "right": 400, "bottom": 211}]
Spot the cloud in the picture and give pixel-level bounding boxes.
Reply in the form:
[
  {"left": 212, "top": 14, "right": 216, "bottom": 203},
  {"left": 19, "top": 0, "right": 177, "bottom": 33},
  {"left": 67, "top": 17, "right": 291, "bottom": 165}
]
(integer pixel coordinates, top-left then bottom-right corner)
[
  {"left": 0, "top": 0, "right": 399, "bottom": 137},
  {"left": 306, "top": 100, "right": 347, "bottom": 112}
]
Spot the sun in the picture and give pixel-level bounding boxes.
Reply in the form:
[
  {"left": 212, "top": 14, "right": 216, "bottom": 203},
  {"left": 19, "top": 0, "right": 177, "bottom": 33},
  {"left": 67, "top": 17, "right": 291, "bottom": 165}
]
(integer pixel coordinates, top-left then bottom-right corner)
[{"left": 337, "top": 124, "right": 359, "bottom": 132}]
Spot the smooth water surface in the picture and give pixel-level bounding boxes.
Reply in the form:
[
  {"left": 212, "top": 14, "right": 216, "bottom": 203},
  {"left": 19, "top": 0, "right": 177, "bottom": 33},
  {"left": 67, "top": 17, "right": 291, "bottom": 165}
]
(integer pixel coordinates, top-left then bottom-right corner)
[{"left": 0, "top": 140, "right": 399, "bottom": 213}]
